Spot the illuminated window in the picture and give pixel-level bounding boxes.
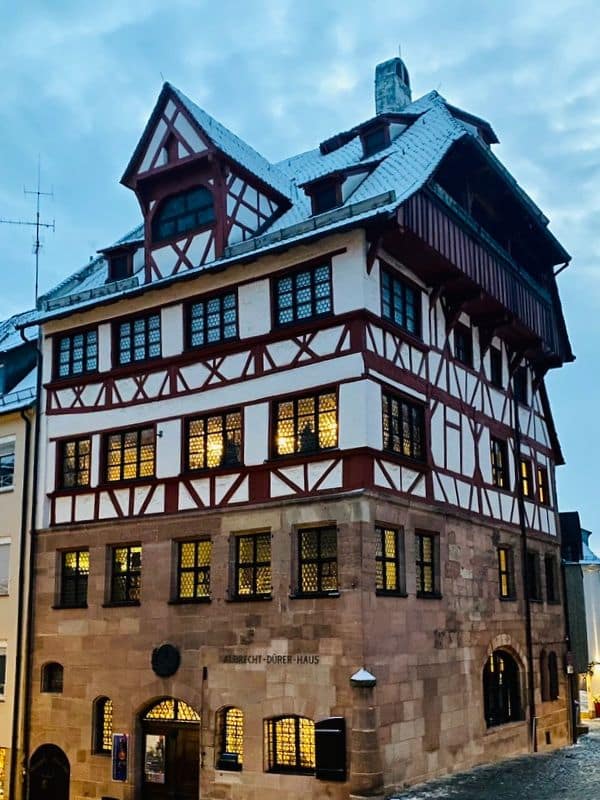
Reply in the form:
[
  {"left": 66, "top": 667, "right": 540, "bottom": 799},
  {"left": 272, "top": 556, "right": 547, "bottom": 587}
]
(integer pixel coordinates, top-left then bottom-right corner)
[
  {"left": 93, "top": 697, "right": 113, "bottom": 755},
  {"left": 60, "top": 549, "right": 89, "bottom": 607},
  {"left": 176, "top": 540, "right": 211, "bottom": 601},
  {"left": 490, "top": 346, "right": 503, "bottom": 388},
  {"left": 381, "top": 269, "right": 421, "bottom": 337},
  {"left": 375, "top": 526, "right": 405, "bottom": 594},
  {"left": 416, "top": 531, "right": 438, "bottom": 597},
  {"left": 117, "top": 312, "right": 161, "bottom": 365},
  {"left": 0, "top": 439, "right": 15, "bottom": 489},
  {"left": 490, "top": 437, "right": 509, "bottom": 489},
  {"left": 216, "top": 707, "right": 244, "bottom": 770},
  {"left": 382, "top": 391, "right": 425, "bottom": 461},
  {"left": 234, "top": 533, "right": 271, "bottom": 599},
  {"left": 187, "top": 411, "right": 241, "bottom": 471},
  {"left": 265, "top": 715, "right": 315, "bottom": 774},
  {"left": 454, "top": 324, "right": 473, "bottom": 368},
  {"left": 274, "top": 263, "right": 332, "bottom": 327},
  {"left": 0, "top": 746, "right": 6, "bottom": 800},
  {"left": 497, "top": 546, "right": 515, "bottom": 600},
  {"left": 144, "top": 697, "right": 200, "bottom": 722},
  {"left": 152, "top": 187, "right": 215, "bottom": 243},
  {"left": 105, "top": 427, "right": 155, "bottom": 482},
  {"left": 298, "top": 527, "right": 338, "bottom": 596},
  {"left": 483, "top": 650, "right": 522, "bottom": 727},
  {"left": 537, "top": 466, "right": 550, "bottom": 506},
  {"left": 55, "top": 328, "right": 98, "bottom": 378},
  {"left": 526, "top": 550, "right": 541, "bottom": 602},
  {"left": 110, "top": 545, "right": 141, "bottom": 603},
  {"left": 545, "top": 555, "right": 559, "bottom": 604},
  {"left": 41, "top": 662, "right": 63, "bottom": 693},
  {"left": 274, "top": 391, "right": 337, "bottom": 457},
  {"left": 187, "top": 291, "right": 237, "bottom": 349},
  {"left": 520, "top": 458, "right": 533, "bottom": 498},
  {"left": 59, "top": 437, "right": 91, "bottom": 489}
]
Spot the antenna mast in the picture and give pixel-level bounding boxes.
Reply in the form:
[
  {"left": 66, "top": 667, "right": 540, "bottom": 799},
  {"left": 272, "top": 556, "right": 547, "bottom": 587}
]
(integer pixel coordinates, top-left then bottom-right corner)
[{"left": 0, "top": 158, "right": 55, "bottom": 302}]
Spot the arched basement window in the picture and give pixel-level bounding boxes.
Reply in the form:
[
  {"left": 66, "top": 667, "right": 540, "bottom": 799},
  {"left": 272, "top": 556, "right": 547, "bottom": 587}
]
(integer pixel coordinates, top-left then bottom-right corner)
[
  {"left": 548, "top": 651, "right": 559, "bottom": 700},
  {"left": 143, "top": 698, "right": 200, "bottom": 722},
  {"left": 93, "top": 697, "right": 113, "bottom": 754},
  {"left": 483, "top": 649, "right": 522, "bottom": 727},
  {"left": 216, "top": 706, "right": 243, "bottom": 770},
  {"left": 41, "top": 662, "right": 63, "bottom": 693},
  {"left": 265, "top": 715, "right": 315, "bottom": 774},
  {"left": 152, "top": 187, "right": 214, "bottom": 243}
]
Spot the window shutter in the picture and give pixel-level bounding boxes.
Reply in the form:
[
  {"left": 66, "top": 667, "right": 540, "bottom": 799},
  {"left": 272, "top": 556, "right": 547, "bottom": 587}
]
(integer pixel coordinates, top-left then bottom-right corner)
[{"left": 315, "top": 716, "right": 346, "bottom": 782}]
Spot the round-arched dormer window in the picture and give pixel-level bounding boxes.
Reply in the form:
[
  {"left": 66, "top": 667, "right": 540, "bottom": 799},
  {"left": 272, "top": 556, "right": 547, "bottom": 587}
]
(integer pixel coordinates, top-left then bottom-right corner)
[{"left": 152, "top": 186, "right": 214, "bottom": 243}]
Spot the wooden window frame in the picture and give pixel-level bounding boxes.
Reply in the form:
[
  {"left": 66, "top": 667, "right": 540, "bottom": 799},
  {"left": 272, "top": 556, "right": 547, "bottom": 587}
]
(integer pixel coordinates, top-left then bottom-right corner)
[
  {"left": 309, "top": 180, "right": 342, "bottom": 215},
  {"left": 265, "top": 715, "right": 315, "bottom": 775},
  {"left": 415, "top": 531, "right": 440, "bottom": 598},
  {"left": 41, "top": 662, "right": 63, "bottom": 693},
  {"left": 273, "top": 262, "right": 333, "bottom": 328},
  {"left": 489, "top": 346, "right": 503, "bottom": 388},
  {"left": 233, "top": 533, "right": 272, "bottom": 601},
  {"left": 375, "top": 526, "right": 406, "bottom": 596},
  {"left": 185, "top": 290, "right": 238, "bottom": 350},
  {"left": 520, "top": 457, "right": 533, "bottom": 499},
  {"left": 514, "top": 365, "right": 528, "bottom": 405},
  {"left": 454, "top": 324, "right": 473, "bottom": 368},
  {"left": 151, "top": 186, "right": 215, "bottom": 245},
  {"left": 296, "top": 526, "right": 339, "bottom": 598},
  {"left": 272, "top": 389, "right": 338, "bottom": 459},
  {"left": 545, "top": 554, "right": 560, "bottom": 604},
  {"left": 93, "top": 697, "right": 113, "bottom": 755},
  {"left": 103, "top": 426, "right": 155, "bottom": 484},
  {"left": 382, "top": 390, "right": 426, "bottom": 462},
  {"left": 0, "top": 440, "right": 15, "bottom": 490},
  {"left": 361, "top": 124, "right": 390, "bottom": 157},
  {"left": 185, "top": 409, "right": 242, "bottom": 472},
  {"left": 537, "top": 465, "right": 551, "bottom": 506},
  {"left": 58, "top": 549, "right": 89, "bottom": 609},
  {"left": 58, "top": 437, "right": 91, "bottom": 490},
  {"left": 115, "top": 311, "right": 161, "bottom": 367},
  {"left": 54, "top": 327, "right": 98, "bottom": 380},
  {"left": 216, "top": 706, "right": 244, "bottom": 770},
  {"left": 526, "top": 550, "right": 542, "bottom": 602},
  {"left": 483, "top": 650, "right": 523, "bottom": 727},
  {"left": 380, "top": 267, "right": 421, "bottom": 338},
  {"left": 108, "top": 544, "right": 142, "bottom": 605},
  {"left": 490, "top": 437, "right": 510, "bottom": 489},
  {"left": 497, "top": 546, "right": 516, "bottom": 601},
  {"left": 175, "top": 539, "right": 212, "bottom": 603}
]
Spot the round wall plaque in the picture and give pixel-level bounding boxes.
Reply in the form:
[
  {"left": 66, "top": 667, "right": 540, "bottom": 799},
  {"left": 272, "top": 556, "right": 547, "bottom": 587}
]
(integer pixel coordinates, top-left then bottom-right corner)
[{"left": 151, "top": 644, "right": 181, "bottom": 678}]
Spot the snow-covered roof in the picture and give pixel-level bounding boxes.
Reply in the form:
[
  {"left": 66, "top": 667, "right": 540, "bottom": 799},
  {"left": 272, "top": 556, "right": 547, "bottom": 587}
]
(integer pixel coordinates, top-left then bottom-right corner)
[{"left": 0, "top": 368, "right": 37, "bottom": 414}]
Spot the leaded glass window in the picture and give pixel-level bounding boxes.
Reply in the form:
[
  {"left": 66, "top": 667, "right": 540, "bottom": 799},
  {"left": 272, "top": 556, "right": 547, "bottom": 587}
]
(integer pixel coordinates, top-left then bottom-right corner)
[
  {"left": 520, "top": 458, "right": 533, "bottom": 498},
  {"left": 454, "top": 324, "right": 473, "bottom": 368},
  {"left": 216, "top": 707, "right": 244, "bottom": 770},
  {"left": 56, "top": 329, "right": 98, "bottom": 378},
  {"left": 381, "top": 269, "right": 420, "bottom": 336},
  {"left": 187, "top": 411, "right": 241, "bottom": 470},
  {"left": 537, "top": 465, "right": 550, "bottom": 506},
  {"left": 93, "top": 697, "right": 113, "bottom": 755},
  {"left": 60, "top": 549, "right": 89, "bottom": 607},
  {"left": 152, "top": 187, "right": 215, "bottom": 243},
  {"left": 117, "top": 313, "right": 161, "bottom": 365},
  {"left": 110, "top": 545, "right": 141, "bottom": 603},
  {"left": 177, "top": 540, "right": 211, "bottom": 600},
  {"left": 298, "top": 527, "right": 338, "bottom": 596},
  {"left": 491, "top": 437, "right": 509, "bottom": 489},
  {"left": 144, "top": 698, "right": 200, "bottom": 722},
  {"left": 60, "top": 437, "right": 91, "bottom": 488},
  {"left": 416, "top": 532, "right": 437, "bottom": 597},
  {"left": 275, "top": 263, "right": 332, "bottom": 326},
  {"left": 382, "top": 391, "right": 425, "bottom": 461},
  {"left": 498, "top": 547, "right": 515, "bottom": 600},
  {"left": 265, "top": 715, "right": 315, "bottom": 773},
  {"left": 375, "top": 526, "right": 404, "bottom": 594},
  {"left": 274, "top": 391, "right": 337, "bottom": 457},
  {"left": 235, "top": 533, "right": 271, "bottom": 599},
  {"left": 105, "top": 427, "right": 155, "bottom": 482},
  {"left": 187, "top": 292, "right": 237, "bottom": 348}
]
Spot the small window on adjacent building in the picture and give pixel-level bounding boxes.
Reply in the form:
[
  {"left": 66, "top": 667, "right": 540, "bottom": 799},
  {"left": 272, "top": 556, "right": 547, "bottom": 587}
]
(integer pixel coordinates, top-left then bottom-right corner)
[
  {"left": 297, "top": 527, "right": 338, "bottom": 597},
  {"left": 265, "top": 715, "right": 315, "bottom": 774},
  {"left": 497, "top": 546, "right": 515, "bottom": 600},
  {"left": 526, "top": 550, "right": 541, "bottom": 602},
  {"left": 216, "top": 707, "right": 244, "bottom": 770},
  {"left": 110, "top": 545, "right": 141, "bottom": 604},
  {"left": 514, "top": 365, "right": 528, "bottom": 405},
  {"left": 545, "top": 555, "right": 559, "bottom": 604},
  {"left": 55, "top": 329, "right": 98, "bottom": 379},
  {"left": 415, "top": 531, "right": 439, "bottom": 598},
  {"left": 490, "top": 346, "right": 503, "bottom": 388},
  {"left": 59, "top": 549, "right": 89, "bottom": 608},
  {"left": 382, "top": 392, "right": 425, "bottom": 461},
  {"left": 274, "top": 263, "right": 332, "bottom": 327},
  {"left": 490, "top": 437, "right": 509, "bottom": 489},
  {"left": 93, "top": 697, "right": 113, "bottom": 755},
  {"left": 234, "top": 533, "right": 271, "bottom": 599},
  {"left": 274, "top": 391, "right": 337, "bottom": 457},
  {"left": 0, "top": 439, "right": 15, "bottom": 489},
  {"left": 176, "top": 540, "right": 211, "bottom": 601},
  {"left": 187, "top": 291, "right": 238, "bottom": 349},
  {"left": 105, "top": 427, "right": 155, "bottom": 482},
  {"left": 0, "top": 644, "right": 6, "bottom": 697},
  {"left": 520, "top": 458, "right": 533, "bottom": 498},
  {"left": 381, "top": 269, "right": 421, "bottom": 337},
  {"left": 41, "top": 662, "right": 63, "bottom": 693},
  {"left": 59, "top": 437, "right": 91, "bottom": 489},
  {"left": 0, "top": 543, "right": 9, "bottom": 595},
  {"left": 116, "top": 312, "right": 161, "bottom": 366},
  {"left": 186, "top": 410, "right": 242, "bottom": 471},
  {"left": 454, "top": 324, "right": 473, "bottom": 368},
  {"left": 152, "top": 186, "right": 215, "bottom": 243},
  {"left": 375, "top": 526, "right": 405, "bottom": 595},
  {"left": 537, "top": 466, "right": 550, "bottom": 506}
]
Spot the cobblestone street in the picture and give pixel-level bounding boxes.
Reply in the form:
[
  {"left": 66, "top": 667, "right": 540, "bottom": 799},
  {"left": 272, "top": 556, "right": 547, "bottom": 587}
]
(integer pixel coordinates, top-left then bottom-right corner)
[{"left": 390, "top": 724, "right": 600, "bottom": 800}]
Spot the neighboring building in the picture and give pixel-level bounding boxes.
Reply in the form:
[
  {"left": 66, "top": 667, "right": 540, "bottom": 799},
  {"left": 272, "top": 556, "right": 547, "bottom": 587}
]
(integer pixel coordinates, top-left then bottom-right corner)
[
  {"left": 23, "top": 57, "right": 574, "bottom": 800},
  {"left": 0, "top": 313, "right": 37, "bottom": 800}
]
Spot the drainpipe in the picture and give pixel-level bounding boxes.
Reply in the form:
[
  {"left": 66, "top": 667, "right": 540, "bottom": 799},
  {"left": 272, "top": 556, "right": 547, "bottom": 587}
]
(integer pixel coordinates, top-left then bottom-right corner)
[{"left": 513, "top": 385, "right": 536, "bottom": 751}]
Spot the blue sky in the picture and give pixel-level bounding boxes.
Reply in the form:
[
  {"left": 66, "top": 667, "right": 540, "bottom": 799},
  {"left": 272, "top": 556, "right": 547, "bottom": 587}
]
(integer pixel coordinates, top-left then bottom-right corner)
[{"left": 1, "top": 1, "right": 598, "bottom": 540}]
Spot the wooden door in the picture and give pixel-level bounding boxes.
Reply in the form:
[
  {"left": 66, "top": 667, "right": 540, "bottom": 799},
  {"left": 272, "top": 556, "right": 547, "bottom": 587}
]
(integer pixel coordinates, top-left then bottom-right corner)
[
  {"left": 29, "top": 744, "right": 70, "bottom": 800},
  {"left": 142, "top": 722, "right": 199, "bottom": 800}
]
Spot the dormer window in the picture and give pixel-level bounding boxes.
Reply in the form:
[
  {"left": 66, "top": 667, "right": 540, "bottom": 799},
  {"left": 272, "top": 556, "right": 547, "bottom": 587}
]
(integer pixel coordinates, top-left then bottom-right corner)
[
  {"left": 362, "top": 125, "right": 389, "bottom": 158},
  {"left": 108, "top": 253, "right": 131, "bottom": 282},
  {"left": 152, "top": 186, "right": 215, "bottom": 243},
  {"left": 309, "top": 180, "right": 341, "bottom": 215}
]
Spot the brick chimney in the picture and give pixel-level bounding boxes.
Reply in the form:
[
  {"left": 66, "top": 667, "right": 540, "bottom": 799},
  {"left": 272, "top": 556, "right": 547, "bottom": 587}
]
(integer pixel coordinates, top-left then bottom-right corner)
[{"left": 375, "top": 57, "right": 411, "bottom": 114}]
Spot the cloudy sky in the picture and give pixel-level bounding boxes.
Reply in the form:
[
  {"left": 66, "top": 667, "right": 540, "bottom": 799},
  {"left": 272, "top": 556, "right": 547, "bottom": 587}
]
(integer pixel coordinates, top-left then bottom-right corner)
[{"left": 1, "top": 0, "right": 599, "bottom": 539}]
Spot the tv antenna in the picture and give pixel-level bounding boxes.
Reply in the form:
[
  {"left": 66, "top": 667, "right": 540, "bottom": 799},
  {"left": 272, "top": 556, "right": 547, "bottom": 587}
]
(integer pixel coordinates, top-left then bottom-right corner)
[{"left": 0, "top": 158, "right": 55, "bottom": 302}]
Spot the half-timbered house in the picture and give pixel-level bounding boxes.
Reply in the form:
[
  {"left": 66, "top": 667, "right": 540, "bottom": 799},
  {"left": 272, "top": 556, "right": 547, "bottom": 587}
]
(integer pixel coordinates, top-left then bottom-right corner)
[{"left": 24, "top": 57, "right": 574, "bottom": 800}]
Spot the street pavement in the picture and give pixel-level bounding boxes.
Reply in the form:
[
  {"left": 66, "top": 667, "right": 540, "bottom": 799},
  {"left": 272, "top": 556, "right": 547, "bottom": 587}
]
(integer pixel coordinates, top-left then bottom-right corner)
[{"left": 390, "top": 723, "right": 600, "bottom": 800}]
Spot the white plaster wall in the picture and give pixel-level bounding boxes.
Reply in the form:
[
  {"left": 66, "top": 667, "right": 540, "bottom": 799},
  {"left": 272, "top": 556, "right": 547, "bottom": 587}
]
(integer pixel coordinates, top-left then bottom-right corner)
[
  {"left": 339, "top": 380, "right": 375, "bottom": 450},
  {"left": 244, "top": 403, "right": 269, "bottom": 465},
  {"left": 161, "top": 305, "right": 183, "bottom": 358},
  {"left": 156, "top": 419, "right": 181, "bottom": 478},
  {"left": 584, "top": 565, "right": 600, "bottom": 665},
  {"left": 98, "top": 323, "right": 112, "bottom": 372},
  {"left": 331, "top": 233, "right": 369, "bottom": 314},
  {"left": 239, "top": 280, "right": 271, "bottom": 338}
]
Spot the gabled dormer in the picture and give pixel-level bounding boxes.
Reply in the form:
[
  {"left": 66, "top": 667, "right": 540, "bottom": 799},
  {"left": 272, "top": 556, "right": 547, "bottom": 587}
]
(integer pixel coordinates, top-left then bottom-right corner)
[
  {"left": 121, "top": 83, "right": 292, "bottom": 283},
  {"left": 301, "top": 166, "right": 374, "bottom": 215}
]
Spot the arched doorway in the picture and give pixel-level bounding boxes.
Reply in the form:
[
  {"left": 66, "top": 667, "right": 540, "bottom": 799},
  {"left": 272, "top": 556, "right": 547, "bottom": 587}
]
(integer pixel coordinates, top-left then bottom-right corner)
[
  {"left": 140, "top": 697, "right": 200, "bottom": 800},
  {"left": 483, "top": 649, "right": 523, "bottom": 727},
  {"left": 29, "top": 744, "right": 69, "bottom": 800}
]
